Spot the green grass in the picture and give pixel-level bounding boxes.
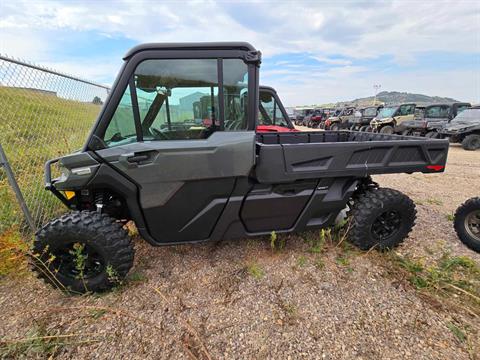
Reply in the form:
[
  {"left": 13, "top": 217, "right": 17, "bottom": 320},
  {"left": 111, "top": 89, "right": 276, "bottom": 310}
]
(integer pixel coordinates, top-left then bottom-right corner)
[
  {"left": 246, "top": 262, "right": 265, "bottom": 280},
  {"left": 389, "top": 252, "right": 480, "bottom": 311},
  {"left": 0, "top": 87, "right": 102, "bottom": 244}
]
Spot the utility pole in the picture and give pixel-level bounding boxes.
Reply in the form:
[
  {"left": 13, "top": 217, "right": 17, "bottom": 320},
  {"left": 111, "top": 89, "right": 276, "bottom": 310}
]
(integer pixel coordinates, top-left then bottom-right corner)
[{"left": 373, "top": 84, "right": 381, "bottom": 105}]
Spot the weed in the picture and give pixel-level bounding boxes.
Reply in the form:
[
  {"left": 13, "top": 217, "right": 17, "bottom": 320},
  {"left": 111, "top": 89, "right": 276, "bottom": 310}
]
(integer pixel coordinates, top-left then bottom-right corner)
[
  {"left": 396, "top": 256, "right": 424, "bottom": 274},
  {"left": 446, "top": 322, "right": 466, "bottom": 343},
  {"left": 270, "top": 231, "right": 285, "bottom": 252},
  {"left": 70, "top": 243, "right": 86, "bottom": 279},
  {"left": 283, "top": 303, "right": 297, "bottom": 317},
  {"left": 426, "top": 198, "right": 443, "bottom": 206},
  {"left": 446, "top": 213, "right": 455, "bottom": 222},
  {"left": 246, "top": 262, "right": 264, "bottom": 280},
  {"left": 336, "top": 256, "right": 350, "bottom": 266},
  {"left": 106, "top": 265, "right": 120, "bottom": 284},
  {"left": 128, "top": 271, "right": 147, "bottom": 283},
  {"left": 89, "top": 309, "right": 107, "bottom": 319},
  {"left": 296, "top": 256, "right": 307, "bottom": 267},
  {"left": 0, "top": 229, "right": 28, "bottom": 277},
  {"left": 304, "top": 231, "right": 325, "bottom": 254},
  {"left": 0, "top": 325, "right": 64, "bottom": 358},
  {"left": 387, "top": 252, "right": 480, "bottom": 310},
  {"left": 314, "top": 258, "right": 325, "bottom": 270}
]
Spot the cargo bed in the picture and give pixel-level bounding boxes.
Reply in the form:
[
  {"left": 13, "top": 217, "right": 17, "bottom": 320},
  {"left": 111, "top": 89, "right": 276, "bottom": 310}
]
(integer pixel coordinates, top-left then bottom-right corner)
[{"left": 255, "top": 131, "right": 449, "bottom": 183}]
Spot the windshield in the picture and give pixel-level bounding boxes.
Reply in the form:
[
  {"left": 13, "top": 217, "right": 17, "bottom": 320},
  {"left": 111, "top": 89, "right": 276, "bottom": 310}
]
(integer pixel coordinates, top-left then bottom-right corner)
[
  {"left": 377, "top": 106, "right": 397, "bottom": 118},
  {"left": 363, "top": 107, "right": 377, "bottom": 116},
  {"left": 451, "top": 109, "right": 480, "bottom": 124}
]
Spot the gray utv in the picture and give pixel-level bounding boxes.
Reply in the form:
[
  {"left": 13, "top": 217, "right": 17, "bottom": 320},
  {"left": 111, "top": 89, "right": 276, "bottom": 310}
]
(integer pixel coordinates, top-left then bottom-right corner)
[
  {"left": 440, "top": 107, "right": 480, "bottom": 150},
  {"left": 401, "top": 103, "right": 471, "bottom": 138},
  {"left": 34, "top": 42, "right": 449, "bottom": 293}
]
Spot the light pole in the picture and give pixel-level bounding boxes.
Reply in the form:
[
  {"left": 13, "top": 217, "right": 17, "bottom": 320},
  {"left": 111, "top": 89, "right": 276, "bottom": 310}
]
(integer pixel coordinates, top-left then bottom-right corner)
[{"left": 373, "top": 84, "right": 381, "bottom": 105}]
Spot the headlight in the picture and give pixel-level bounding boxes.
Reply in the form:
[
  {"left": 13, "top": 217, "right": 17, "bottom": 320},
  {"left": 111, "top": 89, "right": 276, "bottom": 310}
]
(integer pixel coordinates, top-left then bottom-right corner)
[{"left": 58, "top": 164, "right": 70, "bottom": 181}]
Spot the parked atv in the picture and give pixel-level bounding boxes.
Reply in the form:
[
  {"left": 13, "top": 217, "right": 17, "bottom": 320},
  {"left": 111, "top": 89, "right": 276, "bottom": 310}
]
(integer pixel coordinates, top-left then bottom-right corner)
[
  {"left": 350, "top": 105, "right": 383, "bottom": 132},
  {"left": 33, "top": 42, "right": 449, "bottom": 293},
  {"left": 294, "top": 107, "right": 314, "bottom": 126},
  {"left": 324, "top": 107, "right": 356, "bottom": 131},
  {"left": 439, "top": 107, "right": 480, "bottom": 150},
  {"left": 317, "top": 108, "right": 339, "bottom": 129},
  {"left": 304, "top": 109, "right": 325, "bottom": 128},
  {"left": 401, "top": 103, "right": 471, "bottom": 138},
  {"left": 454, "top": 197, "right": 480, "bottom": 252},
  {"left": 370, "top": 103, "right": 416, "bottom": 134}
]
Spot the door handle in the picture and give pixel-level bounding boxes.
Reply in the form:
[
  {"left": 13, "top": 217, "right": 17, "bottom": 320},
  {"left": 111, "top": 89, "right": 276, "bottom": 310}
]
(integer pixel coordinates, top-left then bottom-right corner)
[
  {"left": 118, "top": 152, "right": 151, "bottom": 168},
  {"left": 127, "top": 154, "right": 149, "bottom": 163}
]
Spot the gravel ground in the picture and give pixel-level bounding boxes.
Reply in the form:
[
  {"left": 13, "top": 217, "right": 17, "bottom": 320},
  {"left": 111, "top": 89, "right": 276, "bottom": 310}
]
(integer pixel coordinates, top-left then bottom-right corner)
[{"left": 1, "top": 145, "right": 479, "bottom": 359}]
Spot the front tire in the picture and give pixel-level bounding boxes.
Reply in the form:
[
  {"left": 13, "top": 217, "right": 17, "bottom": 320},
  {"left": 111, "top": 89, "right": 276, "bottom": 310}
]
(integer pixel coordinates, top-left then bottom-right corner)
[
  {"left": 454, "top": 197, "right": 480, "bottom": 252},
  {"left": 379, "top": 125, "right": 394, "bottom": 134},
  {"left": 32, "top": 211, "right": 134, "bottom": 293},
  {"left": 348, "top": 188, "right": 416, "bottom": 250},
  {"left": 461, "top": 134, "right": 480, "bottom": 150},
  {"left": 330, "top": 124, "right": 340, "bottom": 131}
]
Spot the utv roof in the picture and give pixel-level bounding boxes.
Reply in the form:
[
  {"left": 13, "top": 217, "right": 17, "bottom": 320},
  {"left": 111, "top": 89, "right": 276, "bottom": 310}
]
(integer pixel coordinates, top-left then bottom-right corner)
[
  {"left": 124, "top": 42, "right": 256, "bottom": 60},
  {"left": 260, "top": 85, "right": 276, "bottom": 93}
]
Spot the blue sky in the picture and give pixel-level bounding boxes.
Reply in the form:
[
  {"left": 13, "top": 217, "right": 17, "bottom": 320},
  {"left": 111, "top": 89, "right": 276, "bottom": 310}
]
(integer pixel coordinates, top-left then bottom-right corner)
[{"left": 1, "top": 0, "right": 479, "bottom": 106}]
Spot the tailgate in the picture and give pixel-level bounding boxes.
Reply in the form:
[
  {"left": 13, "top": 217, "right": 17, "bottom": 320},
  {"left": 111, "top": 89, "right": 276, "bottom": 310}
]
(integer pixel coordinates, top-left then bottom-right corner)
[{"left": 255, "top": 132, "right": 449, "bottom": 183}]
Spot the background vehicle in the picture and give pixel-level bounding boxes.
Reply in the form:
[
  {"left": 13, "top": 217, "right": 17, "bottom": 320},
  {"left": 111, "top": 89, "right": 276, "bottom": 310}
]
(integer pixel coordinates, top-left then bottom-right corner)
[
  {"left": 350, "top": 105, "right": 383, "bottom": 131},
  {"left": 34, "top": 42, "right": 449, "bottom": 293},
  {"left": 324, "top": 107, "right": 356, "bottom": 130},
  {"left": 285, "top": 107, "right": 296, "bottom": 123},
  {"left": 401, "top": 103, "right": 471, "bottom": 137},
  {"left": 370, "top": 103, "right": 416, "bottom": 133},
  {"left": 304, "top": 108, "right": 325, "bottom": 128},
  {"left": 316, "top": 108, "right": 337, "bottom": 129},
  {"left": 440, "top": 106, "right": 480, "bottom": 150},
  {"left": 190, "top": 85, "right": 296, "bottom": 133},
  {"left": 454, "top": 197, "right": 480, "bottom": 252},
  {"left": 257, "top": 86, "right": 298, "bottom": 132},
  {"left": 293, "top": 107, "right": 314, "bottom": 125}
]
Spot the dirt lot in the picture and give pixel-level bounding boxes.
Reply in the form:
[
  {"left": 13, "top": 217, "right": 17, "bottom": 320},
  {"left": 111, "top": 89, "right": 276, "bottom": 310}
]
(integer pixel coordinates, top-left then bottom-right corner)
[{"left": 1, "top": 145, "right": 479, "bottom": 359}]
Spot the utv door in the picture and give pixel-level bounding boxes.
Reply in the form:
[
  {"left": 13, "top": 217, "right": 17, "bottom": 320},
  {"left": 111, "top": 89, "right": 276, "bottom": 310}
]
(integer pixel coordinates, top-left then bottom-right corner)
[
  {"left": 92, "top": 56, "right": 258, "bottom": 244},
  {"left": 395, "top": 104, "right": 416, "bottom": 125}
]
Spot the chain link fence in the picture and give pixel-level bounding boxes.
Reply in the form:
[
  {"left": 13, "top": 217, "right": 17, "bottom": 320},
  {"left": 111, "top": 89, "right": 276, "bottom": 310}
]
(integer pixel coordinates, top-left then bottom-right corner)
[{"left": 0, "top": 55, "right": 110, "bottom": 242}]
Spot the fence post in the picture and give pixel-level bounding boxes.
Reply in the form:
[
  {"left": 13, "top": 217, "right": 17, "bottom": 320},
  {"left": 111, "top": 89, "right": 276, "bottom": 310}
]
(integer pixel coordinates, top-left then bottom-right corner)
[{"left": 0, "top": 143, "right": 36, "bottom": 233}]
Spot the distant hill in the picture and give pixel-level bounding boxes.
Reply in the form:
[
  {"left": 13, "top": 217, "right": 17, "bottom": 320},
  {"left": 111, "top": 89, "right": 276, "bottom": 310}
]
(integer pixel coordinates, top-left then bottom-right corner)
[{"left": 336, "top": 91, "right": 460, "bottom": 108}]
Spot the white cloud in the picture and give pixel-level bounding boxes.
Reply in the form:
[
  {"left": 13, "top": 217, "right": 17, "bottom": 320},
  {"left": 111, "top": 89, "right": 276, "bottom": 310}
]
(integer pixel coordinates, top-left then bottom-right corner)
[{"left": 0, "top": 0, "right": 479, "bottom": 104}]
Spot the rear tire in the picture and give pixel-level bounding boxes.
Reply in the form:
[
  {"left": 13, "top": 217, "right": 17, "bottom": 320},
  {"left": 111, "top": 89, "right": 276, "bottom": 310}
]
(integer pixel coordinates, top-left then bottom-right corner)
[
  {"left": 454, "top": 197, "right": 480, "bottom": 252},
  {"left": 379, "top": 125, "right": 394, "bottom": 134},
  {"left": 461, "top": 134, "right": 480, "bottom": 150},
  {"left": 359, "top": 126, "right": 368, "bottom": 132},
  {"left": 32, "top": 211, "right": 134, "bottom": 293},
  {"left": 348, "top": 188, "right": 416, "bottom": 250},
  {"left": 330, "top": 124, "right": 340, "bottom": 131}
]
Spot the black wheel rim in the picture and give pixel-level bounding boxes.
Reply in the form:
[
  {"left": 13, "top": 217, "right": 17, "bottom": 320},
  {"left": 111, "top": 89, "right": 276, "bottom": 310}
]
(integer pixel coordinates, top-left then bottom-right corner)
[
  {"left": 465, "top": 210, "right": 480, "bottom": 241},
  {"left": 50, "top": 242, "right": 105, "bottom": 280},
  {"left": 371, "top": 210, "right": 402, "bottom": 241}
]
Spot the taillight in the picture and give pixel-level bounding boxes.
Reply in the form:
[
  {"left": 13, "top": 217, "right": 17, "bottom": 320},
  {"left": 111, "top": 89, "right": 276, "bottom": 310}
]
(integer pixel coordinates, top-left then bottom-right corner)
[{"left": 426, "top": 165, "right": 444, "bottom": 171}]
